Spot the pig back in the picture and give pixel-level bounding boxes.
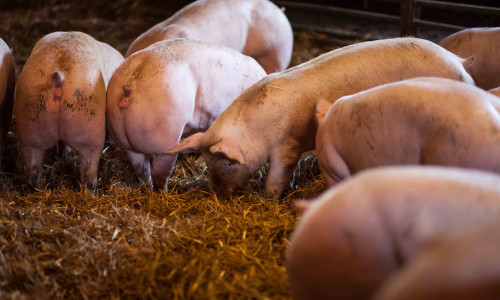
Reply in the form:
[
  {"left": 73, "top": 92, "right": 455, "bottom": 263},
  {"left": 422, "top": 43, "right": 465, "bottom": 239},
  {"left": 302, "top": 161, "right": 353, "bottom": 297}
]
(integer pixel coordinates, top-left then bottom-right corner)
[
  {"left": 107, "top": 39, "right": 265, "bottom": 154},
  {"left": 322, "top": 77, "right": 500, "bottom": 174},
  {"left": 439, "top": 27, "right": 500, "bottom": 90},
  {"left": 93, "top": 40, "right": 125, "bottom": 88},
  {"left": 288, "top": 166, "right": 500, "bottom": 300}
]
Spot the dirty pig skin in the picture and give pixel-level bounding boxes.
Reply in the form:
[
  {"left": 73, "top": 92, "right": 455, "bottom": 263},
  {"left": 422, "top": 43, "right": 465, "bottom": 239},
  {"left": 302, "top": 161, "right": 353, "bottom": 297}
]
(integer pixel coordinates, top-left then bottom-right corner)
[
  {"left": 315, "top": 77, "right": 500, "bottom": 187},
  {"left": 166, "top": 37, "right": 474, "bottom": 198},
  {"left": 0, "top": 38, "right": 15, "bottom": 170},
  {"left": 287, "top": 166, "right": 500, "bottom": 300},
  {"left": 106, "top": 39, "right": 266, "bottom": 192},
  {"left": 126, "top": 0, "right": 293, "bottom": 74},
  {"left": 15, "top": 31, "right": 124, "bottom": 191}
]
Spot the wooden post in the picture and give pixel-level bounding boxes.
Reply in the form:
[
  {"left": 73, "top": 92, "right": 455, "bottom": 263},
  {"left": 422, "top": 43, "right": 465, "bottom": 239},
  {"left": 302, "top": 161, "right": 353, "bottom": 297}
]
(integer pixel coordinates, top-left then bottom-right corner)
[{"left": 400, "top": 0, "right": 420, "bottom": 36}]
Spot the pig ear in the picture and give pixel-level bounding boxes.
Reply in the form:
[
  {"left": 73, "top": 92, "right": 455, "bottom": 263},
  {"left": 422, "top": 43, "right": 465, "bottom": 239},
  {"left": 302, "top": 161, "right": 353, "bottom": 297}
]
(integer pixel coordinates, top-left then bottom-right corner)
[
  {"left": 461, "top": 56, "right": 475, "bottom": 69},
  {"left": 294, "top": 199, "right": 312, "bottom": 213},
  {"left": 209, "top": 139, "right": 247, "bottom": 165},
  {"left": 315, "top": 96, "right": 332, "bottom": 125},
  {"left": 165, "top": 132, "right": 206, "bottom": 154}
]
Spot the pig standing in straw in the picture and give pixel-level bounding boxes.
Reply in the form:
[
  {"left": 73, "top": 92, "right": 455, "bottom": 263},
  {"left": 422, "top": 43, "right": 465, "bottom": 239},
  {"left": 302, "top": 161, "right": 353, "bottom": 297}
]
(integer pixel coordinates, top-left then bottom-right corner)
[
  {"left": 15, "top": 31, "right": 124, "bottom": 191},
  {"left": 107, "top": 39, "right": 266, "bottom": 192},
  {"left": 167, "top": 37, "right": 474, "bottom": 198},
  {"left": 287, "top": 166, "right": 500, "bottom": 300},
  {"left": 315, "top": 77, "right": 500, "bottom": 187},
  {"left": 126, "top": 0, "right": 293, "bottom": 74},
  {"left": 0, "top": 37, "right": 15, "bottom": 170}
]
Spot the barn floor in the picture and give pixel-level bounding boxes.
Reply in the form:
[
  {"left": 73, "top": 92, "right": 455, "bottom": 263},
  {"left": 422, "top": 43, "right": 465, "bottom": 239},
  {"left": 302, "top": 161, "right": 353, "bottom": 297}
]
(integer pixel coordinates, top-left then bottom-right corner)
[{"left": 0, "top": 1, "right": 455, "bottom": 299}]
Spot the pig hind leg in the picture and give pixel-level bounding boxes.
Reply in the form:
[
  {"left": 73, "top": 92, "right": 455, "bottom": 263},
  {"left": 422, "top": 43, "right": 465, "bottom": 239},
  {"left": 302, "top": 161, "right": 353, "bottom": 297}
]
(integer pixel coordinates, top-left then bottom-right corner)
[
  {"left": 77, "top": 147, "right": 102, "bottom": 192},
  {"left": 19, "top": 146, "right": 46, "bottom": 188},
  {"left": 127, "top": 150, "right": 152, "bottom": 186},
  {"left": 254, "top": 51, "right": 285, "bottom": 74},
  {"left": 151, "top": 154, "right": 178, "bottom": 192},
  {"left": 56, "top": 140, "right": 71, "bottom": 157}
]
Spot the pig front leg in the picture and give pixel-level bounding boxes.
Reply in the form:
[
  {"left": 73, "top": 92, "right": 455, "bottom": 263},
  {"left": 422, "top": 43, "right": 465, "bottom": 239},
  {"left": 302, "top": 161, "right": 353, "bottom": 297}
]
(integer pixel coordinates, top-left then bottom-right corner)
[
  {"left": 19, "top": 146, "right": 45, "bottom": 188},
  {"left": 151, "top": 153, "right": 178, "bottom": 192},
  {"left": 265, "top": 149, "right": 303, "bottom": 198},
  {"left": 127, "top": 150, "right": 152, "bottom": 186}
]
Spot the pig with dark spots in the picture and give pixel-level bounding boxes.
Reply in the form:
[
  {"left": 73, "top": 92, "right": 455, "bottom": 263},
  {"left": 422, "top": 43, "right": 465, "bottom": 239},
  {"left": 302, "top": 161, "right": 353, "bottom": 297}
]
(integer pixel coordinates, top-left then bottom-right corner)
[
  {"left": 15, "top": 31, "right": 124, "bottom": 191},
  {"left": 373, "top": 223, "right": 500, "bottom": 300},
  {"left": 0, "top": 38, "right": 15, "bottom": 170},
  {"left": 439, "top": 27, "right": 500, "bottom": 90},
  {"left": 315, "top": 77, "right": 500, "bottom": 187},
  {"left": 126, "top": 0, "right": 293, "bottom": 74},
  {"left": 166, "top": 37, "right": 474, "bottom": 198},
  {"left": 287, "top": 166, "right": 500, "bottom": 300},
  {"left": 106, "top": 39, "right": 266, "bottom": 192}
]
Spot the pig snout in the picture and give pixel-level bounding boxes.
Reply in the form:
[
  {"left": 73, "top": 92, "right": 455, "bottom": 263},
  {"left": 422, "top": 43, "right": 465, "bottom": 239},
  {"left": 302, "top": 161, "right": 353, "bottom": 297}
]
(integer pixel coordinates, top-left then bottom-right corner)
[{"left": 205, "top": 155, "right": 251, "bottom": 199}]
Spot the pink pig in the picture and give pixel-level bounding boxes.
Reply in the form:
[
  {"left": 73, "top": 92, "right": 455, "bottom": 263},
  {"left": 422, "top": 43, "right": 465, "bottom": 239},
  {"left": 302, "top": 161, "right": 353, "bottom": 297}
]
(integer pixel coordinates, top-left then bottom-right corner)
[
  {"left": 106, "top": 39, "right": 266, "bottom": 191},
  {"left": 0, "top": 38, "right": 15, "bottom": 170},
  {"left": 126, "top": 0, "right": 293, "bottom": 73},
  {"left": 315, "top": 77, "right": 500, "bottom": 187},
  {"left": 167, "top": 37, "right": 474, "bottom": 198},
  {"left": 439, "top": 27, "right": 500, "bottom": 90},
  {"left": 15, "top": 31, "right": 124, "bottom": 191},
  {"left": 373, "top": 222, "right": 500, "bottom": 300},
  {"left": 287, "top": 166, "right": 500, "bottom": 300}
]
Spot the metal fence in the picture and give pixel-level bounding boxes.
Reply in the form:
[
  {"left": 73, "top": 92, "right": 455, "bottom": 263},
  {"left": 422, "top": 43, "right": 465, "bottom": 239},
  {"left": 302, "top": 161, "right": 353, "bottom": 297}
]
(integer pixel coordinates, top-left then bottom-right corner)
[{"left": 275, "top": 0, "right": 500, "bottom": 36}]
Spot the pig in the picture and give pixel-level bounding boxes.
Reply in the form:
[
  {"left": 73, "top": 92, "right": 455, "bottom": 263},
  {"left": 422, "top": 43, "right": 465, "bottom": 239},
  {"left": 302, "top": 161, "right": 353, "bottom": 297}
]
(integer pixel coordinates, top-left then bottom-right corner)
[
  {"left": 0, "top": 38, "right": 15, "bottom": 170},
  {"left": 287, "top": 166, "right": 500, "bottom": 300},
  {"left": 372, "top": 223, "right": 500, "bottom": 300},
  {"left": 315, "top": 77, "right": 500, "bottom": 187},
  {"left": 125, "top": 0, "right": 293, "bottom": 74},
  {"left": 15, "top": 31, "right": 124, "bottom": 191},
  {"left": 106, "top": 39, "right": 266, "bottom": 191},
  {"left": 489, "top": 87, "right": 500, "bottom": 97},
  {"left": 439, "top": 27, "right": 500, "bottom": 90},
  {"left": 166, "top": 37, "right": 475, "bottom": 198}
]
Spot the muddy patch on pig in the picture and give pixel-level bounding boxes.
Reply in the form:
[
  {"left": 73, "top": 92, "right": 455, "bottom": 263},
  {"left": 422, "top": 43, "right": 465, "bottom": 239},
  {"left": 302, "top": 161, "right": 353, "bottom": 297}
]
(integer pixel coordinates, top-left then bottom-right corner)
[
  {"left": 61, "top": 88, "right": 100, "bottom": 120},
  {"left": 26, "top": 92, "right": 49, "bottom": 122}
]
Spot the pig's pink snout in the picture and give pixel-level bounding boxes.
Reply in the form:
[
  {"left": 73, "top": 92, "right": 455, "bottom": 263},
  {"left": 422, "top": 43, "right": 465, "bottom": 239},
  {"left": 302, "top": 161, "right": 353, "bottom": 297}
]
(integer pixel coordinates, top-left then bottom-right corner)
[{"left": 52, "top": 71, "right": 64, "bottom": 101}]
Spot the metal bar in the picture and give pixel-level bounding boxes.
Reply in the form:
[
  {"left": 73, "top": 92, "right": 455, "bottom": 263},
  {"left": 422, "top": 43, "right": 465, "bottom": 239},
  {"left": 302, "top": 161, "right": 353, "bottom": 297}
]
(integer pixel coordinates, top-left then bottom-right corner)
[
  {"left": 291, "top": 23, "right": 367, "bottom": 40},
  {"left": 416, "top": 0, "right": 500, "bottom": 15},
  {"left": 401, "top": 0, "right": 418, "bottom": 36},
  {"left": 275, "top": 1, "right": 400, "bottom": 22},
  {"left": 414, "top": 19, "right": 468, "bottom": 31},
  {"left": 368, "top": 0, "right": 401, "bottom": 3}
]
